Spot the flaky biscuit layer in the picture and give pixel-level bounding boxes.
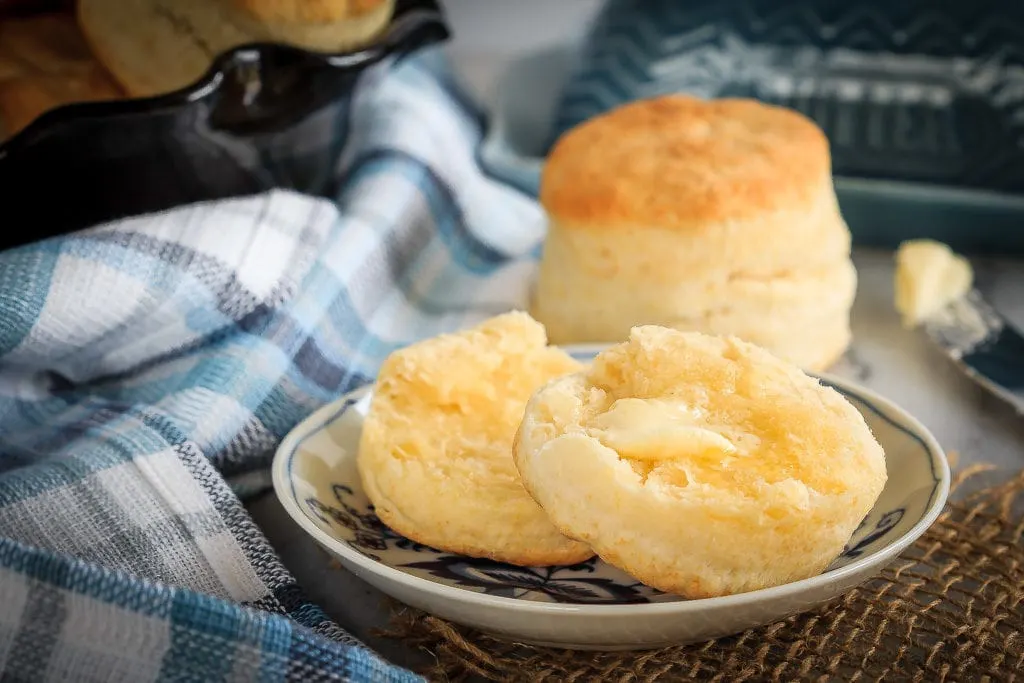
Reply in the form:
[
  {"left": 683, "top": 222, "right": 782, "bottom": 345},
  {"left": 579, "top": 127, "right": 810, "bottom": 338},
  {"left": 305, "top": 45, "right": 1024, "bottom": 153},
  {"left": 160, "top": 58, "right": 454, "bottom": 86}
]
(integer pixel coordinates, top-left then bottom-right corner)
[{"left": 358, "top": 312, "right": 593, "bottom": 567}]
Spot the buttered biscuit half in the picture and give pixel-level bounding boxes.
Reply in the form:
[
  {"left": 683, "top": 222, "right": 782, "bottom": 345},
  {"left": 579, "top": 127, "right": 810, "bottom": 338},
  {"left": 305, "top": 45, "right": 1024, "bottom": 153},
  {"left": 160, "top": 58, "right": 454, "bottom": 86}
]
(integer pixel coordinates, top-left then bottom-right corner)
[{"left": 514, "top": 326, "right": 887, "bottom": 597}]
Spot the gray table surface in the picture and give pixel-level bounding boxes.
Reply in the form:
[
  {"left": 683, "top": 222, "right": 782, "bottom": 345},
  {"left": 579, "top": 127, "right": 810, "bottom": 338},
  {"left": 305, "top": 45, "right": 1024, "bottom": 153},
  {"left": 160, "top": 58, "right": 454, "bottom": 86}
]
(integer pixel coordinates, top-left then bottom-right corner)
[{"left": 247, "top": 0, "right": 1024, "bottom": 674}]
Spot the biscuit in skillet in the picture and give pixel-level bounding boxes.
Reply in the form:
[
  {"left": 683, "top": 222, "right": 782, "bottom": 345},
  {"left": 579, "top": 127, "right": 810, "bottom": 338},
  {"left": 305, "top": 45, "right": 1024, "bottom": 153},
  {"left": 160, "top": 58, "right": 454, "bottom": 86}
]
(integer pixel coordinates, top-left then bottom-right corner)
[
  {"left": 78, "top": 0, "right": 394, "bottom": 98},
  {"left": 231, "top": 0, "right": 394, "bottom": 52},
  {"left": 0, "top": 13, "right": 122, "bottom": 136}
]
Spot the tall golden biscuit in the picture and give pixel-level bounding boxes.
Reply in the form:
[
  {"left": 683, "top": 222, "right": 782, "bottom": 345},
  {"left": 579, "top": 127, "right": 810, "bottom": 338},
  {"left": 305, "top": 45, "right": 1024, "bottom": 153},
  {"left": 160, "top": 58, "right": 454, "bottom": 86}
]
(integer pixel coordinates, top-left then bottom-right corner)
[
  {"left": 532, "top": 95, "right": 856, "bottom": 371},
  {"left": 357, "top": 312, "right": 593, "bottom": 567},
  {"left": 514, "top": 326, "right": 887, "bottom": 598}
]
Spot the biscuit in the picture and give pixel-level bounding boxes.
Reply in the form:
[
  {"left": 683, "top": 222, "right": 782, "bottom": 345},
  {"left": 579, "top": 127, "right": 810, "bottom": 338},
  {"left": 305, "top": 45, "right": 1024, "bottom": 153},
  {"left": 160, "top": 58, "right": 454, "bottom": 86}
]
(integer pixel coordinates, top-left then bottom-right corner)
[
  {"left": 532, "top": 95, "right": 857, "bottom": 371},
  {"left": 0, "top": 70, "right": 122, "bottom": 136},
  {"left": 77, "top": 0, "right": 266, "bottom": 97},
  {"left": 357, "top": 312, "right": 594, "bottom": 567},
  {"left": 0, "top": 14, "right": 96, "bottom": 81},
  {"left": 78, "top": 0, "right": 393, "bottom": 98},
  {"left": 232, "top": 0, "right": 394, "bottom": 52},
  {"left": 0, "top": 14, "right": 122, "bottom": 136},
  {"left": 513, "top": 326, "right": 887, "bottom": 598}
]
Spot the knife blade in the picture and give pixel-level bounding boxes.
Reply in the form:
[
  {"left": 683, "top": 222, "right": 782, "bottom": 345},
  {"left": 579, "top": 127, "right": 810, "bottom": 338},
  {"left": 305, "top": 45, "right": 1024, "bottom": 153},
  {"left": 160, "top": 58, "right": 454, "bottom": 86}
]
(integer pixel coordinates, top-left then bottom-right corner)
[{"left": 921, "top": 288, "right": 1024, "bottom": 415}]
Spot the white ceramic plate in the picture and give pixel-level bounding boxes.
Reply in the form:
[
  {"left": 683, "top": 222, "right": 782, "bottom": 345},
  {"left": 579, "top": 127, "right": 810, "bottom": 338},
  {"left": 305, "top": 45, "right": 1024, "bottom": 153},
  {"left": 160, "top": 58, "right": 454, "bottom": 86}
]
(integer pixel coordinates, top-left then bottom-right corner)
[{"left": 272, "top": 345, "right": 950, "bottom": 650}]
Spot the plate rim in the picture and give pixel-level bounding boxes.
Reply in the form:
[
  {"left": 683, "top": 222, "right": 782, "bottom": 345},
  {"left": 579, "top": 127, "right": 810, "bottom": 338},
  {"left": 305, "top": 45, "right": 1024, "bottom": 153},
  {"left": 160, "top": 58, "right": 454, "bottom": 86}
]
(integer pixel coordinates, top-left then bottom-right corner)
[{"left": 271, "top": 346, "right": 951, "bottom": 616}]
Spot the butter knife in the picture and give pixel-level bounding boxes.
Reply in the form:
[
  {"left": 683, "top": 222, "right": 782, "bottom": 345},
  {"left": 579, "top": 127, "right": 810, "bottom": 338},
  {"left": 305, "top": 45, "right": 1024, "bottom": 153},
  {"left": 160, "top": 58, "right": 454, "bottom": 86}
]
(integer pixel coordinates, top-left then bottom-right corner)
[{"left": 920, "top": 289, "right": 1024, "bottom": 415}]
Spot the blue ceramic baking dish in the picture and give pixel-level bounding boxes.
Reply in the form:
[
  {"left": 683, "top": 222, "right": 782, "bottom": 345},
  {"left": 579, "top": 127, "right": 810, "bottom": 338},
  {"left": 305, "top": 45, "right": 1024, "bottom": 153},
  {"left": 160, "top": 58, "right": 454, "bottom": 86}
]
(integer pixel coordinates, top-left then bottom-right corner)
[
  {"left": 481, "top": 0, "right": 1024, "bottom": 255},
  {"left": 0, "top": 0, "right": 448, "bottom": 251}
]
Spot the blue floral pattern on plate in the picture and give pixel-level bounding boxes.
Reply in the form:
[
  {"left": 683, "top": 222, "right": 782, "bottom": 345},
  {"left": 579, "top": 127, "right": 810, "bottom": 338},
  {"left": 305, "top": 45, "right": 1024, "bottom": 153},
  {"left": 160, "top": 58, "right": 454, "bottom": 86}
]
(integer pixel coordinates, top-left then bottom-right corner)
[
  {"left": 307, "top": 482, "right": 654, "bottom": 604},
  {"left": 301, "top": 473, "right": 910, "bottom": 604}
]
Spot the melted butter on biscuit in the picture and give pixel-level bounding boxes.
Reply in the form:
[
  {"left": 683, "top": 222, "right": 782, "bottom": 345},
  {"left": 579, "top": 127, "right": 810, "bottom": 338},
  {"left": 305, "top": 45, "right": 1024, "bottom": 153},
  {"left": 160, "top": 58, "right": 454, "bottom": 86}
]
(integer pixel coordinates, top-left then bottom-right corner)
[
  {"left": 584, "top": 396, "right": 771, "bottom": 491},
  {"left": 587, "top": 397, "right": 737, "bottom": 461}
]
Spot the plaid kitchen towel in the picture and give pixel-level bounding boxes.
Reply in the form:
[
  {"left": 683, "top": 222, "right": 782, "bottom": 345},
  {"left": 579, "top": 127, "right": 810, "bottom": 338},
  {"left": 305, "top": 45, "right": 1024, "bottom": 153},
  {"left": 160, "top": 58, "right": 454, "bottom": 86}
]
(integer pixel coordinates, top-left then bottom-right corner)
[{"left": 0, "top": 48, "right": 544, "bottom": 682}]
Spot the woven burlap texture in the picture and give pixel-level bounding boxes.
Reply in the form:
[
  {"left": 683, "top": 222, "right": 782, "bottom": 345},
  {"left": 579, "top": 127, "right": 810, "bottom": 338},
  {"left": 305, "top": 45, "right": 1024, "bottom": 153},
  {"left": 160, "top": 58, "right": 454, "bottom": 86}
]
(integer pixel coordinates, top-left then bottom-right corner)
[{"left": 383, "top": 465, "right": 1024, "bottom": 682}]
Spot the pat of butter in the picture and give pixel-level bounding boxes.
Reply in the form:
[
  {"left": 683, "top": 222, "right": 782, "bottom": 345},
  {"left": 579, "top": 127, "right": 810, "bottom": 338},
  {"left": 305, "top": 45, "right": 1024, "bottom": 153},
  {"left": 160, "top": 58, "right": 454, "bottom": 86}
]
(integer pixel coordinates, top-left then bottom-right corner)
[
  {"left": 587, "top": 397, "right": 736, "bottom": 461},
  {"left": 894, "top": 239, "right": 973, "bottom": 329}
]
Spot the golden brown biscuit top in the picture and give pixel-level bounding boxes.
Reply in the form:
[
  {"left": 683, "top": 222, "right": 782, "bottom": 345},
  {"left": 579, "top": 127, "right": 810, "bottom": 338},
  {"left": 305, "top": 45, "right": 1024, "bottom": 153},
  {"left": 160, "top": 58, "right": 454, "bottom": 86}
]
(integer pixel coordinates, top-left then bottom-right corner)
[
  {"left": 540, "top": 95, "right": 832, "bottom": 229},
  {"left": 232, "top": 0, "right": 389, "bottom": 24}
]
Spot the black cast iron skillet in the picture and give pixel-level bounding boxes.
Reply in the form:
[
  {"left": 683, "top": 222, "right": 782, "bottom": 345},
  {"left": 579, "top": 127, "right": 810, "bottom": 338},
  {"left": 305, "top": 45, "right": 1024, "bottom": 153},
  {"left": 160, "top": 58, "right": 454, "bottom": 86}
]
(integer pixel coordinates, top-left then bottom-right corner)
[{"left": 0, "top": 0, "right": 449, "bottom": 251}]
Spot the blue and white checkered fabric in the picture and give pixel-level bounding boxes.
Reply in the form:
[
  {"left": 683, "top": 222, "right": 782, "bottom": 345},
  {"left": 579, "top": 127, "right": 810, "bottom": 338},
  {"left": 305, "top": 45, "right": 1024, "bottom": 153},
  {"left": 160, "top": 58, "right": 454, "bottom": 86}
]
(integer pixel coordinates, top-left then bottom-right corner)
[{"left": 0, "top": 49, "right": 544, "bottom": 682}]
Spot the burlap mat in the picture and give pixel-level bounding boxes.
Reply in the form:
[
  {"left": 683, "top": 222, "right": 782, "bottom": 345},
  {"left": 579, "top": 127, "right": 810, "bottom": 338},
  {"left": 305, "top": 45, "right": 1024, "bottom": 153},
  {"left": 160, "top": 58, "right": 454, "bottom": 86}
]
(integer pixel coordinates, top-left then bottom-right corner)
[{"left": 380, "top": 463, "right": 1024, "bottom": 682}]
